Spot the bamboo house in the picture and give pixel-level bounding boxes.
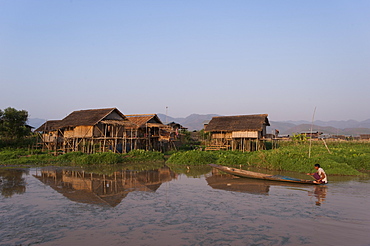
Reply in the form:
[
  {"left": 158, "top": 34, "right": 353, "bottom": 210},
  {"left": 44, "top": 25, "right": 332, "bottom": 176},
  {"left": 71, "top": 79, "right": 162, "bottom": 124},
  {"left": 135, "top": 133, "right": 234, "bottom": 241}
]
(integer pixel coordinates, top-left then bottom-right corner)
[
  {"left": 204, "top": 114, "right": 270, "bottom": 151},
  {"left": 125, "top": 114, "right": 174, "bottom": 152},
  {"left": 35, "top": 108, "right": 173, "bottom": 153}
]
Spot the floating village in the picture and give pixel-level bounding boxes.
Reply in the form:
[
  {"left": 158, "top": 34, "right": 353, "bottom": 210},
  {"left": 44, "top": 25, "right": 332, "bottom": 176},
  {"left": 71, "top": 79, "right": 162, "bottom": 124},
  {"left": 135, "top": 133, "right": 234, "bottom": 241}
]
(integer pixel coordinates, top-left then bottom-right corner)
[{"left": 35, "top": 107, "right": 273, "bottom": 154}]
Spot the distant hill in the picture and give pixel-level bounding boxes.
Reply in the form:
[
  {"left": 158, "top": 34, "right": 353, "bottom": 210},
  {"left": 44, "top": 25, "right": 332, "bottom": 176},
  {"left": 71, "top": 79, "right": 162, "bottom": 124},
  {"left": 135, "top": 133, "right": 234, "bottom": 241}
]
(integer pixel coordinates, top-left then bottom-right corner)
[
  {"left": 157, "top": 115, "right": 370, "bottom": 136},
  {"left": 269, "top": 122, "right": 370, "bottom": 136},
  {"left": 267, "top": 121, "right": 296, "bottom": 135},
  {"left": 289, "top": 124, "right": 370, "bottom": 136},
  {"left": 283, "top": 119, "right": 370, "bottom": 129},
  {"left": 157, "top": 113, "right": 219, "bottom": 131}
]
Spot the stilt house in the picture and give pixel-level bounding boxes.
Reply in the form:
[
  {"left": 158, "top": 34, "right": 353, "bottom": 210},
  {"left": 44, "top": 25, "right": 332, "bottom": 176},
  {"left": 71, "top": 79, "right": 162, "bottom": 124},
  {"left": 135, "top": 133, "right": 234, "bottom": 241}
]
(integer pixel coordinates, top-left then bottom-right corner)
[
  {"left": 204, "top": 114, "right": 270, "bottom": 151},
  {"left": 36, "top": 120, "right": 63, "bottom": 148},
  {"left": 36, "top": 108, "right": 137, "bottom": 153},
  {"left": 125, "top": 114, "right": 172, "bottom": 151}
]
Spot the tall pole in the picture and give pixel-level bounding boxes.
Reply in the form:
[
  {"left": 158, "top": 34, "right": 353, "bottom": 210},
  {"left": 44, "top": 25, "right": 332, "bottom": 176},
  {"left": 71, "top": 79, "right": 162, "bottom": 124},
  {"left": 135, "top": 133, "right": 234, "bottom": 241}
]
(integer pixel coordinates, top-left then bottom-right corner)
[
  {"left": 309, "top": 106, "right": 317, "bottom": 158},
  {"left": 165, "top": 106, "right": 168, "bottom": 124}
]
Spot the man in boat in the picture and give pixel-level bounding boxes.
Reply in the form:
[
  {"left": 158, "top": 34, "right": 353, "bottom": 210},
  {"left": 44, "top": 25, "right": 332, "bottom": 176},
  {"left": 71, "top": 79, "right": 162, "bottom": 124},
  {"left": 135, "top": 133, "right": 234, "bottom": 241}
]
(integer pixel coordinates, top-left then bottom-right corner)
[{"left": 307, "top": 164, "right": 328, "bottom": 184}]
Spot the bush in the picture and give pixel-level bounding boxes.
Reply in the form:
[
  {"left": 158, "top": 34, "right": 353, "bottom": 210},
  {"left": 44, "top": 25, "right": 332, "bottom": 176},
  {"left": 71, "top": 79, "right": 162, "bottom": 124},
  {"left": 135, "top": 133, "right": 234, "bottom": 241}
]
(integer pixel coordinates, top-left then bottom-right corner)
[
  {"left": 56, "top": 152, "right": 86, "bottom": 163},
  {"left": 216, "top": 151, "right": 252, "bottom": 167},
  {"left": 124, "top": 149, "right": 164, "bottom": 162},
  {"left": 0, "top": 149, "right": 29, "bottom": 161}
]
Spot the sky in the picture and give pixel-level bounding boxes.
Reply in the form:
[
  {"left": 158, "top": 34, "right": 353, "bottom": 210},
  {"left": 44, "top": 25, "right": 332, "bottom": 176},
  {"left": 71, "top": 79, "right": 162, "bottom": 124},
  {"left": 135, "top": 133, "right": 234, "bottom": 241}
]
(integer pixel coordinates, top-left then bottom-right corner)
[{"left": 1, "top": 0, "right": 369, "bottom": 122}]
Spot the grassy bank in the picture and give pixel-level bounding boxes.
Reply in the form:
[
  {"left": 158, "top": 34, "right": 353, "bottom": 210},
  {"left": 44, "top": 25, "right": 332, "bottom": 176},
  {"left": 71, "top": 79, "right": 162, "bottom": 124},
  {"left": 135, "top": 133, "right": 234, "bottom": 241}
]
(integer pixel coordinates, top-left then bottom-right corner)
[
  {"left": 2, "top": 141, "right": 370, "bottom": 176},
  {"left": 0, "top": 149, "right": 165, "bottom": 167},
  {"left": 166, "top": 141, "right": 370, "bottom": 176}
]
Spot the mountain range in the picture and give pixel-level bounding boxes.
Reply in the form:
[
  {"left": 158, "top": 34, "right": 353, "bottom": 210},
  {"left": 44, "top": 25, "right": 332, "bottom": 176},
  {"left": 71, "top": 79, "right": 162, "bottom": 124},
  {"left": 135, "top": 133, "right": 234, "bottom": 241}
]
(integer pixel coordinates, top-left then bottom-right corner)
[
  {"left": 157, "top": 114, "right": 370, "bottom": 136},
  {"left": 157, "top": 113, "right": 219, "bottom": 131},
  {"left": 29, "top": 114, "right": 370, "bottom": 136}
]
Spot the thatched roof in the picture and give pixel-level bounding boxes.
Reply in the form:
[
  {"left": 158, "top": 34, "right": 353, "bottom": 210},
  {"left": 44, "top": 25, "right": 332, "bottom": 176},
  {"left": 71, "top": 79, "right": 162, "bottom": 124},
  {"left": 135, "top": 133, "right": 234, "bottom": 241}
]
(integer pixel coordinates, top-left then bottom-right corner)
[
  {"left": 167, "top": 122, "right": 187, "bottom": 130},
  {"left": 204, "top": 114, "right": 270, "bottom": 132},
  {"left": 35, "top": 120, "right": 63, "bottom": 132},
  {"left": 35, "top": 108, "right": 128, "bottom": 131},
  {"left": 61, "top": 108, "right": 126, "bottom": 127},
  {"left": 126, "top": 114, "right": 163, "bottom": 127}
]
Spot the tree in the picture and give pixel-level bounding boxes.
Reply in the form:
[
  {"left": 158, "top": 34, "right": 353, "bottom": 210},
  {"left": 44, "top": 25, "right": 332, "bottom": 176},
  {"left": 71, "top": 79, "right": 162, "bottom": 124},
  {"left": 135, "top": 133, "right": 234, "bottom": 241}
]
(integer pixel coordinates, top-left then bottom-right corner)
[
  {"left": 0, "top": 169, "right": 27, "bottom": 198},
  {"left": 0, "top": 107, "right": 29, "bottom": 141}
]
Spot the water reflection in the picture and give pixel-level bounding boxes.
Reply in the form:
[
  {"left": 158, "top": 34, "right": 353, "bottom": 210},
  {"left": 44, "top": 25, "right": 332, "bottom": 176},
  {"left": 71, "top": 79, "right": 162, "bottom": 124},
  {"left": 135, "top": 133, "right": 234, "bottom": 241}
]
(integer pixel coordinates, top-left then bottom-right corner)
[
  {"left": 166, "top": 165, "right": 212, "bottom": 178},
  {"left": 207, "top": 168, "right": 330, "bottom": 206},
  {"left": 33, "top": 166, "right": 176, "bottom": 207},
  {"left": 308, "top": 185, "right": 328, "bottom": 206},
  {"left": 0, "top": 169, "right": 28, "bottom": 198},
  {"left": 206, "top": 174, "right": 270, "bottom": 195}
]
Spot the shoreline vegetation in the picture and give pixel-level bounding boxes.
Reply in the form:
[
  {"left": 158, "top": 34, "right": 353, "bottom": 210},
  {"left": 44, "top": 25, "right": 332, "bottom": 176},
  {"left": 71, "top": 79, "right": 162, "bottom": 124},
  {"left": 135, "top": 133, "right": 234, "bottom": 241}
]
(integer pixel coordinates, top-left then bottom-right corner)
[
  {"left": 1, "top": 142, "right": 369, "bottom": 176},
  {"left": 0, "top": 149, "right": 165, "bottom": 167},
  {"left": 167, "top": 141, "right": 370, "bottom": 176}
]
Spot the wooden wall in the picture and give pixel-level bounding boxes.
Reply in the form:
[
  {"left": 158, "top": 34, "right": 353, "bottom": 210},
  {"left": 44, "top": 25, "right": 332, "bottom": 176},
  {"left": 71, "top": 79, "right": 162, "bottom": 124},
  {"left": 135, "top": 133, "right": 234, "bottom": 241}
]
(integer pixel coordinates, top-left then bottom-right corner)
[
  {"left": 211, "top": 131, "right": 260, "bottom": 139},
  {"left": 64, "top": 126, "right": 93, "bottom": 138},
  {"left": 232, "top": 131, "right": 258, "bottom": 138},
  {"left": 212, "top": 132, "right": 232, "bottom": 139}
]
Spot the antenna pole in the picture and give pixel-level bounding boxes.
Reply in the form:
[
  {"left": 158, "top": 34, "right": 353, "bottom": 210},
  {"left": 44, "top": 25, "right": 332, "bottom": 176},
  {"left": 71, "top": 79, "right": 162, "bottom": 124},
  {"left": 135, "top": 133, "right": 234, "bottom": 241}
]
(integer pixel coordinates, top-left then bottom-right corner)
[
  {"left": 309, "top": 106, "right": 316, "bottom": 158},
  {"left": 165, "top": 106, "right": 168, "bottom": 124}
]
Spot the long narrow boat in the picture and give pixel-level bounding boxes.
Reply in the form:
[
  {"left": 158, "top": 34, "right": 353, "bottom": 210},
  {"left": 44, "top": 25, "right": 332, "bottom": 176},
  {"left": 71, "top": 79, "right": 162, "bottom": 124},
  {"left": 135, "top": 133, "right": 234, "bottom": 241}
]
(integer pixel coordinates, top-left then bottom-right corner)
[{"left": 209, "top": 164, "right": 320, "bottom": 185}]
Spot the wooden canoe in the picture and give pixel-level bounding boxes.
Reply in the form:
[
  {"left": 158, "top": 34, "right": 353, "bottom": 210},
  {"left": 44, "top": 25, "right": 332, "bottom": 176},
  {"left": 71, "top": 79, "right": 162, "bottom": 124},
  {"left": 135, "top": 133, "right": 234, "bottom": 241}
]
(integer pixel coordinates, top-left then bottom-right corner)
[{"left": 209, "top": 164, "right": 320, "bottom": 185}]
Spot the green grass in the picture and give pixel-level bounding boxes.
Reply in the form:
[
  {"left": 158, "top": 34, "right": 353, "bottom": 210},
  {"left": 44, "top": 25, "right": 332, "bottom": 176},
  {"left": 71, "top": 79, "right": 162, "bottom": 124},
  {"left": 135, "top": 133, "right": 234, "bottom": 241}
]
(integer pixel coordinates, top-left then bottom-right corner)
[
  {"left": 0, "top": 149, "right": 165, "bottom": 166},
  {"left": 165, "top": 142, "right": 370, "bottom": 176},
  {"left": 2, "top": 142, "right": 370, "bottom": 176}
]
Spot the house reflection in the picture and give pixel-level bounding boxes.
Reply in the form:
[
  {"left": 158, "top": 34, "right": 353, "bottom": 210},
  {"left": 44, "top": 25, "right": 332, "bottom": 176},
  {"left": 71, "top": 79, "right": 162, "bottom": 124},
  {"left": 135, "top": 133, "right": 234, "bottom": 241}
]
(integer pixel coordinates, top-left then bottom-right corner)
[
  {"left": 206, "top": 173, "right": 270, "bottom": 195},
  {"left": 33, "top": 167, "right": 176, "bottom": 207}
]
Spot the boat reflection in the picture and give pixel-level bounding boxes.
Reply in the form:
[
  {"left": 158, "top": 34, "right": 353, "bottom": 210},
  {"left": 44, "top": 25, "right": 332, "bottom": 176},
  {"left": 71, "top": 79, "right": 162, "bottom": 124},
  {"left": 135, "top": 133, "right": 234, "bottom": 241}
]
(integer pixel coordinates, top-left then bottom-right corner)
[
  {"left": 206, "top": 173, "right": 270, "bottom": 195},
  {"left": 207, "top": 168, "right": 329, "bottom": 205},
  {"left": 0, "top": 169, "right": 28, "bottom": 198},
  {"left": 33, "top": 166, "right": 176, "bottom": 207}
]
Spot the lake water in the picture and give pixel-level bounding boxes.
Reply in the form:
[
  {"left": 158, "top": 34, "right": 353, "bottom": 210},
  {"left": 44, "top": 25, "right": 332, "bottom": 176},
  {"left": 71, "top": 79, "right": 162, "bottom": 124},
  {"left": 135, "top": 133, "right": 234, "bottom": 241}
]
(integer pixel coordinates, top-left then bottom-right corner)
[{"left": 1, "top": 165, "right": 369, "bottom": 246}]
